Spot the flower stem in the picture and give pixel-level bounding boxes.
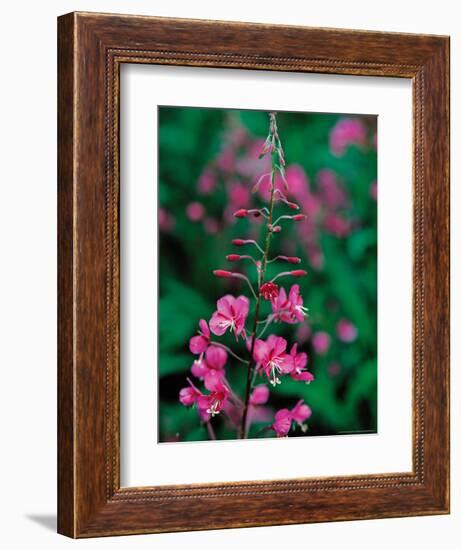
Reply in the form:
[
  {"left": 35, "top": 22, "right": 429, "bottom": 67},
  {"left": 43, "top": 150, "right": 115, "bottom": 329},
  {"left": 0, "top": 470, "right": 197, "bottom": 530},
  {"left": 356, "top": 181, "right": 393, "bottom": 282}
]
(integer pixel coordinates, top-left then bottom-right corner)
[
  {"left": 239, "top": 113, "right": 279, "bottom": 439},
  {"left": 210, "top": 341, "right": 249, "bottom": 364},
  {"left": 206, "top": 421, "right": 216, "bottom": 440}
]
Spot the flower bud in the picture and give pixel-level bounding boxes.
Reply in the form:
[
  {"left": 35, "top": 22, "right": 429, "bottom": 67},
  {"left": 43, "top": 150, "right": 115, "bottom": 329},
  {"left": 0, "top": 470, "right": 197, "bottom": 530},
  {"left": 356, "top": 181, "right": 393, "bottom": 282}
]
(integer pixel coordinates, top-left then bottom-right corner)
[
  {"left": 286, "top": 201, "right": 300, "bottom": 210},
  {"left": 290, "top": 270, "right": 308, "bottom": 277},
  {"left": 233, "top": 209, "right": 248, "bottom": 218},
  {"left": 232, "top": 239, "right": 246, "bottom": 246},
  {"left": 292, "top": 214, "right": 306, "bottom": 221},
  {"left": 287, "top": 256, "right": 302, "bottom": 264},
  {"left": 226, "top": 254, "right": 241, "bottom": 262},
  {"left": 272, "top": 225, "right": 282, "bottom": 233},
  {"left": 213, "top": 270, "right": 233, "bottom": 278}
]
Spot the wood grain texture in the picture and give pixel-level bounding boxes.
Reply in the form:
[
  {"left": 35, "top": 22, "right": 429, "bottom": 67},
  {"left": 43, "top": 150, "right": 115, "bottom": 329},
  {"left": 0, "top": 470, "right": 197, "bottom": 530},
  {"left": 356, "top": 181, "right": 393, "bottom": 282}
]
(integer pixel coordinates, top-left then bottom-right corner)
[{"left": 57, "top": 11, "right": 450, "bottom": 538}]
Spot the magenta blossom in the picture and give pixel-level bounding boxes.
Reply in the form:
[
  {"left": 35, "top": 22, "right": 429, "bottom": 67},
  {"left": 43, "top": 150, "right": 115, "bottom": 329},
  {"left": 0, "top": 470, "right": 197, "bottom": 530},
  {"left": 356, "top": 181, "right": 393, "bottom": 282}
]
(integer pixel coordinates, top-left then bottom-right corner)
[
  {"left": 312, "top": 331, "right": 331, "bottom": 355},
  {"left": 271, "top": 408, "right": 292, "bottom": 437},
  {"left": 197, "top": 375, "right": 230, "bottom": 417},
  {"left": 291, "top": 399, "right": 312, "bottom": 431},
  {"left": 271, "top": 284, "right": 307, "bottom": 324},
  {"left": 250, "top": 384, "right": 270, "bottom": 405},
  {"left": 189, "top": 319, "right": 211, "bottom": 355},
  {"left": 253, "top": 335, "right": 292, "bottom": 386},
  {"left": 209, "top": 295, "right": 249, "bottom": 339},
  {"left": 330, "top": 117, "right": 367, "bottom": 157},
  {"left": 191, "top": 345, "right": 227, "bottom": 382},
  {"left": 287, "top": 343, "right": 314, "bottom": 383},
  {"left": 337, "top": 319, "right": 358, "bottom": 342},
  {"left": 260, "top": 281, "right": 278, "bottom": 301},
  {"left": 179, "top": 379, "right": 202, "bottom": 407},
  {"left": 186, "top": 201, "right": 205, "bottom": 222}
]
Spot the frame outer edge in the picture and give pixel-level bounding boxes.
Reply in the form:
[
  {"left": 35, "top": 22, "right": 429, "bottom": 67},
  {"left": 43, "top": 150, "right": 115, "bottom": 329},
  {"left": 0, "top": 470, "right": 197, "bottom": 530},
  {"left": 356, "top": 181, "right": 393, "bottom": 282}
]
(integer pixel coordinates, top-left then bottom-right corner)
[{"left": 57, "top": 12, "right": 77, "bottom": 538}]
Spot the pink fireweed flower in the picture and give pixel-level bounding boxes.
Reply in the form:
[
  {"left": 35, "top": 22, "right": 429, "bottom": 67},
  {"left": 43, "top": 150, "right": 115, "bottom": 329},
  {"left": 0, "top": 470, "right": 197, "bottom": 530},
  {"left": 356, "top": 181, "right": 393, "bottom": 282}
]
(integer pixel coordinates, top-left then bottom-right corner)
[
  {"left": 271, "top": 408, "right": 292, "bottom": 437},
  {"left": 253, "top": 335, "right": 292, "bottom": 386},
  {"left": 250, "top": 384, "right": 270, "bottom": 406},
  {"left": 197, "top": 375, "right": 230, "bottom": 417},
  {"left": 159, "top": 208, "right": 175, "bottom": 232},
  {"left": 191, "top": 345, "right": 227, "bottom": 382},
  {"left": 228, "top": 181, "right": 250, "bottom": 207},
  {"left": 312, "top": 331, "right": 331, "bottom": 355},
  {"left": 290, "top": 399, "right": 312, "bottom": 431},
  {"left": 271, "top": 284, "right": 307, "bottom": 324},
  {"left": 337, "top": 319, "right": 358, "bottom": 342},
  {"left": 179, "top": 378, "right": 202, "bottom": 407},
  {"left": 287, "top": 343, "right": 314, "bottom": 383},
  {"left": 209, "top": 295, "right": 249, "bottom": 339},
  {"left": 330, "top": 117, "right": 367, "bottom": 156},
  {"left": 197, "top": 168, "right": 216, "bottom": 195},
  {"left": 189, "top": 319, "right": 210, "bottom": 355},
  {"left": 186, "top": 201, "right": 205, "bottom": 222},
  {"left": 260, "top": 282, "right": 278, "bottom": 301},
  {"left": 324, "top": 213, "right": 351, "bottom": 237}
]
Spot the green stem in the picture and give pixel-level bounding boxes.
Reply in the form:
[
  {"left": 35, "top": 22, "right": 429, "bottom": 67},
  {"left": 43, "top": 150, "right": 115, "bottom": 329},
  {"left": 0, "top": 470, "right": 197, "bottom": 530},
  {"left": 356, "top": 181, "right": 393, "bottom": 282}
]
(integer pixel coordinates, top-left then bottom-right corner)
[{"left": 239, "top": 126, "right": 278, "bottom": 439}]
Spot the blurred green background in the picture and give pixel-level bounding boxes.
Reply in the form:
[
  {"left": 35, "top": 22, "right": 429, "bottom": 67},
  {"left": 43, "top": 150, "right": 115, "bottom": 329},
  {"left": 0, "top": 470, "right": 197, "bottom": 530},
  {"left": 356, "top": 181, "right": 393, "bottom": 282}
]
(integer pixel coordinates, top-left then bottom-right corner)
[{"left": 158, "top": 106, "right": 377, "bottom": 443}]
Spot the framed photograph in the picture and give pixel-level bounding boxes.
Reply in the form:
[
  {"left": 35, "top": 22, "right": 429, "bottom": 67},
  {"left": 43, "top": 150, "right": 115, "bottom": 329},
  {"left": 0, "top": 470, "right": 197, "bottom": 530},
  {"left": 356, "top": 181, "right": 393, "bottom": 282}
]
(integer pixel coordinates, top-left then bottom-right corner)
[{"left": 58, "top": 12, "right": 450, "bottom": 537}]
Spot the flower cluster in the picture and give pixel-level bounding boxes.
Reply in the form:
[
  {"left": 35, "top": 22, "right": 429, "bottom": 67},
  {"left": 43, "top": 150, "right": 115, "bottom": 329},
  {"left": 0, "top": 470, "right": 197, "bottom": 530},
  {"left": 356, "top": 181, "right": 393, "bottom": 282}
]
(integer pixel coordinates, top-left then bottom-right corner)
[{"left": 179, "top": 112, "right": 315, "bottom": 439}]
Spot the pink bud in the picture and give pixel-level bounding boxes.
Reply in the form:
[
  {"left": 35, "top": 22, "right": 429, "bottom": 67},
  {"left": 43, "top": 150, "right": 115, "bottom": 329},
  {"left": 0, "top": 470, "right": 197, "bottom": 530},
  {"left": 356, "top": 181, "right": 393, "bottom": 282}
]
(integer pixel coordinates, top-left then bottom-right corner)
[
  {"left": 286, "top": 201, "right": 299, "bottom": 210},
  {"left": 272, "top": 225, "right": 282, "bottom": 233},
  {"left": 226, "top": 254, "right": 241, "bottom": 261},
  {"left": 232, "top": 239, "right": 245, "bottom": 246},
  {"left": 233, "top": 209, "right": 248, "bottom": 218},
  {"left": 287, "top": 256, "right": 302, "bottom": 264},
  {"left": 290, "top": 270, "right": 307, "bottom": 277},
  {"left": 292, "top": 214, "right": 307, "bottom": 221},
  {"left": 213, "top": 270, "right": 233, "bottom": 278}
]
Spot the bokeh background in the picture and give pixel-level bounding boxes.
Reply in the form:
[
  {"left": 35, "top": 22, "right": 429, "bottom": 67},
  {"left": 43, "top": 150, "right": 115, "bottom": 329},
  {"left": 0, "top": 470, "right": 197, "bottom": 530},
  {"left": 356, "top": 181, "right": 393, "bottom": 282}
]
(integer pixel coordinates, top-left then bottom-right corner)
[{"left": 158, "top": 106, "right": 377, "bottom": 443}]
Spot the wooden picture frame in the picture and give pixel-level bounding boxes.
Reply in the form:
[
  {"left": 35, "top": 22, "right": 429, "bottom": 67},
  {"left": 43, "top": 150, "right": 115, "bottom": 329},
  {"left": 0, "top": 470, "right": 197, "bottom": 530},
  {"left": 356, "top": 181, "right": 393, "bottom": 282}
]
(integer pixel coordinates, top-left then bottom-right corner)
[{"left": 57, "top": 11, "right": 450, "bottom": 537}]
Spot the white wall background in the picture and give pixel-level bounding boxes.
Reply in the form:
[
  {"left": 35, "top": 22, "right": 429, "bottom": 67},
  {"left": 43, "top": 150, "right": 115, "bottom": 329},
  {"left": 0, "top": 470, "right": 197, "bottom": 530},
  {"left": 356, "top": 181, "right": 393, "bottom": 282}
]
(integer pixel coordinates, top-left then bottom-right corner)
[{"left": 0, "top": 1, "right": 457, "bottom": 548}]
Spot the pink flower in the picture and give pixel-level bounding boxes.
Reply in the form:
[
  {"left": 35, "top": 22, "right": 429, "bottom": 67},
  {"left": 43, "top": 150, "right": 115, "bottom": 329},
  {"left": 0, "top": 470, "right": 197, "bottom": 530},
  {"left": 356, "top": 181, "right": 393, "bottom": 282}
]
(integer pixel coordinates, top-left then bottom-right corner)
[
  {"left": 260, "top": 282, "right": 278, "bottom": 301},
  {"left": 324, "top": 213, "right": 352, "bottom": 237},
  {"left": 271, "top": 408, "right": 292, "bottom": 437},
  {"left": 186, "top": 201, "right": 205, "bottom": 222},
  {"left": 312, "top": 331, "right": 331, "bottom": 355},
  {"left": 159, "top": 208, "right": 175, "bottom": 232},
  {"left": 191, "top": 345, "right": 227, "bottom": 382},
  {"left": 330, "top": 117, "right": 367, "bottom": 156},
  {"left": 253, "top": 335, "right": 292, "bottom": 386},
  {"left": 287, "top": 343, "right": 314, "bottom": 383},
  {"left": 179, "top": 379, "right": 202, "bottom": 406},
  {"left": 209, "top": 295, "right": 249, "bottom": 339},
  {"left": 250, "top": 384, "right": 270, "bottom": 405},
  {"left": 317, "top": 169, "right": 347, "bottom": 209},
  {"left": 228, "top": 181, "right": 250, "bottom": 207},
  {"left": 197, "top": 375, "right": 230, "bottom": 417},
  {"left": 290, "top": 399, "right": 312, "bottom": 431},
  {"left": 337, "top": 319, "right": 358, "bottom": 342},
  {"left": 271, "top": 284, "right": 307, "bottom": 324},
  {"left": 197, "top": 169, "right": 216, "bottom": 195},
  {"left": 189, "top": 319, "right": 210, "bottom": 354}
]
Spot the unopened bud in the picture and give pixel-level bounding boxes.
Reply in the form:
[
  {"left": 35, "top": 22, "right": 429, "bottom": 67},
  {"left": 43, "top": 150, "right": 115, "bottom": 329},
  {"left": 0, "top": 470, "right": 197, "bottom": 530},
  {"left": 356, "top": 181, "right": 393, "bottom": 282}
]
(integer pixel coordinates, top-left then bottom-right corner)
[
  {"left": 226, "top": 254, "right": 241, "bottom": 261},
  {"left": 290, "top": 270, "right": 308, "bottom": 277},
  {"left": 233, "top": 209, "right": 248, "bottom": 218},
  {"left": 213, "top": 270, "right": 233, "bottom": 278}
]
